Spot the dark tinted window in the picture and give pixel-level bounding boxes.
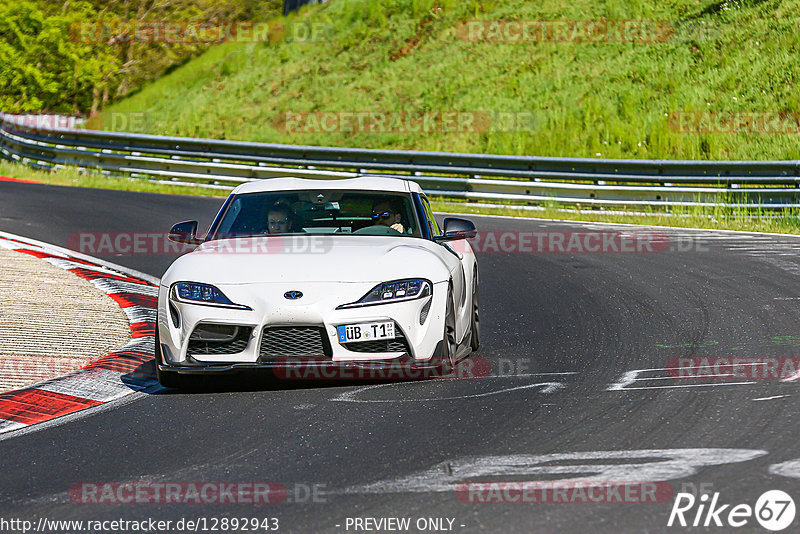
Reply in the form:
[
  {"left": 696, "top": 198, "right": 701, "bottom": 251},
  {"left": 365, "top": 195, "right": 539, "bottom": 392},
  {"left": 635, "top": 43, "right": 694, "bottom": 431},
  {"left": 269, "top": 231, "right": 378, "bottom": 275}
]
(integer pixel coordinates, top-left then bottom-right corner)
[{"left": 211, "top": 190, "right": 421, "bottom": 239}]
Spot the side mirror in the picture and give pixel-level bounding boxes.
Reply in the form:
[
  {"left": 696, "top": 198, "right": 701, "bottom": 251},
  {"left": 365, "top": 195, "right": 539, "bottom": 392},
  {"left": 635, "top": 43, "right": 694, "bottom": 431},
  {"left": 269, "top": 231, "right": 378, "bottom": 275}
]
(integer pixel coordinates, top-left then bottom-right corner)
[
  {"left": 434, "top": 217, "right": 477, "bottom": 242},
  {"left": 168, "top": 220, "right": 202, "bottom": 245}
]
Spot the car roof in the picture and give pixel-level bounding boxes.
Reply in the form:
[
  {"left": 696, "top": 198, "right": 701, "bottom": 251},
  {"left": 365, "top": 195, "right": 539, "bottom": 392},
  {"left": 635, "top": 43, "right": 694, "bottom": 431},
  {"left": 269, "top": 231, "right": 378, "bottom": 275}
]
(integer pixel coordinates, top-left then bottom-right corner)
[{"left": 232, "top": 176, "right": 424, "bottom": 195}]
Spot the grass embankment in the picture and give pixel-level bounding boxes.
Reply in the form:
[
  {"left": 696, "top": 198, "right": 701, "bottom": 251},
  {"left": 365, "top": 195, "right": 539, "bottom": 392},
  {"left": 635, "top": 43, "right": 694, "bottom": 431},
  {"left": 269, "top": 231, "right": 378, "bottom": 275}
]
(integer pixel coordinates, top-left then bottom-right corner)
[
  {"left": 5, "top": 0, "right": 800, "bottom": 233},
  {"left": 100, "top": 0, "right": 800, "bottom": 160}
]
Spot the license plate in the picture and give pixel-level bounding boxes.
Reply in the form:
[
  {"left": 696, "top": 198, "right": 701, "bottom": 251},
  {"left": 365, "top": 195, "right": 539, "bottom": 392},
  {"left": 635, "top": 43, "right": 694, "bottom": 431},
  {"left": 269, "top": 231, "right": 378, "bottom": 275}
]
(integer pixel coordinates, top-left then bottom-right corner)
[{"left": 337, "top": 322, "right": 395, "bottom": 343}]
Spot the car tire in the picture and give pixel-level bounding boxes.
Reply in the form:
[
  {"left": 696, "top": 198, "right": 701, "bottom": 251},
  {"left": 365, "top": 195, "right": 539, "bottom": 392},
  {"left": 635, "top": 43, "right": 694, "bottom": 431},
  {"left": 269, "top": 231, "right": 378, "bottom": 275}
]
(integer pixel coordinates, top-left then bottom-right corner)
[
  {"left": 439, "top": 286, "right": 458, "bottom": 376},
  {"left": 469, "top": 267, "right": 480, "bottom": 352}
]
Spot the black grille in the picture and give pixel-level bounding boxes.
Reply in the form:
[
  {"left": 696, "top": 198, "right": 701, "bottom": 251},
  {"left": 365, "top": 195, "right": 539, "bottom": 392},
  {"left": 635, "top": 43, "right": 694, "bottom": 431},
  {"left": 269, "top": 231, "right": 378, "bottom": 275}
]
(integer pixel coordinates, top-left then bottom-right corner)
[
  {"left": 342, "top": 327, "right": 411, "bottom": 354},
  {"left": 187, "top": 326, "right": 252, "bottom": 356},
  {"left": 259, "top": 326, "right": 331, "bottom": 360},
  {"left": 419, "top": 297, "right": 432, "bottom": 325}
]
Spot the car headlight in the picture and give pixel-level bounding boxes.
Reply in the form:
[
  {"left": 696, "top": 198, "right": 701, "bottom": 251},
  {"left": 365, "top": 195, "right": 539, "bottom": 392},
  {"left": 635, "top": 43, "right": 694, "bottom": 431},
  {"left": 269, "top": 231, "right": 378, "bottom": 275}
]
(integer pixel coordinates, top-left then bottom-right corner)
[
  {"left": 337, "top": 278, "right": 432, "bottom": 309},
  {"left": 170, "top": 282, "right": 251, "bottom": 310}
]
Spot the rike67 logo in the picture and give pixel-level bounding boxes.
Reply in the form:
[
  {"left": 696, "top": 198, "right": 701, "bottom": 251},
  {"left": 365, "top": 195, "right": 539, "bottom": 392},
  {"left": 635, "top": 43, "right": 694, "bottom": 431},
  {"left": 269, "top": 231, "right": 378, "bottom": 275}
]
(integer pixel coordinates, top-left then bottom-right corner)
[{"left": 668, "top": 490, "right": 796, "bottom": 531}]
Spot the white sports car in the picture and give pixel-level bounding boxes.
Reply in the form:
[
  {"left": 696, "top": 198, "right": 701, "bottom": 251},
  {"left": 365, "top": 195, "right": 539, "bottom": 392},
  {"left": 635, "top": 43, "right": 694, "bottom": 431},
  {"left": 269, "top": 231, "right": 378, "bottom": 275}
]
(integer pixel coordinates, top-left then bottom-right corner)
[{"left": 155, "top": 176, "right": 479, "bottom": 388}]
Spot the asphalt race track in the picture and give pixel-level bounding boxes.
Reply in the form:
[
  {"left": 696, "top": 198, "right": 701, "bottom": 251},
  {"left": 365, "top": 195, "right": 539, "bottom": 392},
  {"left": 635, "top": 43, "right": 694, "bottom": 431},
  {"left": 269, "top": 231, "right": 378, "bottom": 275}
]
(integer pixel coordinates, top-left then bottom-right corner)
[{"left": 3, "top": 180, "right": 800, "bottom": 533}]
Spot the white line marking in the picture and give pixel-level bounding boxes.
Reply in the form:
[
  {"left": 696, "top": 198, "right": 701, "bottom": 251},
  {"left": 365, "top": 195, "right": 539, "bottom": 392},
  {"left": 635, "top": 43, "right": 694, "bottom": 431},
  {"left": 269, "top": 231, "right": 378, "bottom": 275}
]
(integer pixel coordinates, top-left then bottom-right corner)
[
  {"left": 493, "top": 372, "right": 578, "bottom": 377},
  {"left": 769, "top": 459, "right": 800, "bottom": 478},
  {"left": 606, "top": 370, "right": 642, "bottom": 390},
  {"left": 628, "top": 374, "right": 753, "bottom": 381},
  {"left": 330, "top": 381, "right": 564, "bottom": 403},
  {"left": 615, "top": 382, "right": 757, "bottom": 391},
  {"left": 35, "top": 368, "right": 140, "bottom": 402},
  {"left": 781, "top": 371, "right": 800, "bottom": 382},
  {"left": 342, "top": 448, "right": 768, "bottom": 495},
  {"left": 753, "top": 395, "right": 790, "bottom": 401},
  {"left": 608, "top": 366, "right": 764, "bottom": 391},
  {"left": 90, "top": 278, "right": 159, "bottom": 296},
  {"left": 117, "top": 337, "right": 155, "bottom": 353},
  {"left": 121, "top": 305, "right": 157, "bottom": 323},
  {"left": 0, "top": 419, "right": 26, "bottom": 433},
  {"left": 615, "top": 361, "right": 766, "bottom": 375},
  {"left": 42, "top": 257, "right": 123, "bottom": 275},
  {"left": 0, "top": 389, "right": 155, "bottom": 442}
]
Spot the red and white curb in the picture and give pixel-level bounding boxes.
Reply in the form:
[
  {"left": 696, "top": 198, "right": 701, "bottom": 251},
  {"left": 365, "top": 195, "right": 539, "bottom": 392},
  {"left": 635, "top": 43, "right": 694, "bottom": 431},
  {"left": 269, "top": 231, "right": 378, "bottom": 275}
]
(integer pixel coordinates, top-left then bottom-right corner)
[{"left": 0, "top": 231, "right": 160, "bottom": 434}]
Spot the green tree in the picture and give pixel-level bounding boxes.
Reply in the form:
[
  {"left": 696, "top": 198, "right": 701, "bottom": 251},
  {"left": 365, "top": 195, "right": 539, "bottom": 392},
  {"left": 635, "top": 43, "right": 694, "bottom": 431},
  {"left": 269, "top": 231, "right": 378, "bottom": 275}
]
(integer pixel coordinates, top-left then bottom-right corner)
[
  {"left": 0, "top": 0, "right": 119, "bottom": 112},
  {"left": 0, "top": 0, "right": 283, "bottom": 113}
]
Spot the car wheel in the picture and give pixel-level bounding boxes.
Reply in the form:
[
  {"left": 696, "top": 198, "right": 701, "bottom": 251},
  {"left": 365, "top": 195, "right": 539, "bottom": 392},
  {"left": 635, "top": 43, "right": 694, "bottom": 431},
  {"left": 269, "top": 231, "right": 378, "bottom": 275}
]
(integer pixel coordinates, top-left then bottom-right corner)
[
  {"left": 154, "top": 314, "right": 187, "bottom": 389},
  {"left": 470, "top": 268, "right": 480, "bottom": 352},
  {"left": 439, "top": 286, "right": 458, "bottom": 376}
]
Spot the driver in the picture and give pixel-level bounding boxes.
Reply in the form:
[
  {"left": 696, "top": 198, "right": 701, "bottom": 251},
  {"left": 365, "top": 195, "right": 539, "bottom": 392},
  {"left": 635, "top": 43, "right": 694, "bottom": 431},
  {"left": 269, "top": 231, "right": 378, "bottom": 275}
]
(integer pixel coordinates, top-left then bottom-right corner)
[
  {"left": 371, "top": 199, "right": 404, "bottom": 234},
  {"left": 267, "top": 203, "right": 295, "bottom": 234}
]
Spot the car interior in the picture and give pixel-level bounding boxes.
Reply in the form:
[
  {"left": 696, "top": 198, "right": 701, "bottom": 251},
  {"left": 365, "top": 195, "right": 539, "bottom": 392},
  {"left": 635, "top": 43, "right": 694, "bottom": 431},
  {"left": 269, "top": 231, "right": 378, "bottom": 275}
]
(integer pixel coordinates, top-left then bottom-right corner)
[{"left": 212, "top": 190, "right": 421, "bottom": 239}]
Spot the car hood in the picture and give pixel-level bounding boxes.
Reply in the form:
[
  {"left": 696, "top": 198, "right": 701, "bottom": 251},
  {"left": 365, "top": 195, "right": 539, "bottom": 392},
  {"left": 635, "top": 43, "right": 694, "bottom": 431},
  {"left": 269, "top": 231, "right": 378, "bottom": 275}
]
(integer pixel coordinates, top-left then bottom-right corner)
[{"left": 161, "top": 235, "right": 453, "bottom": 285}]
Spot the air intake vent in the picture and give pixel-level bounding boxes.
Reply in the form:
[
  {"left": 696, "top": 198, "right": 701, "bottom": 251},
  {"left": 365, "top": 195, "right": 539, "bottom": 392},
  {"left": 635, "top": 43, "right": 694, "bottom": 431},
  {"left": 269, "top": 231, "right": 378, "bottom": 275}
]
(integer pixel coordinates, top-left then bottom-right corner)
[
  {"left": 259, "top": 326, "right": 331, "bottom": 360},
  {"left": 419, "top": 297, "right": 432, "bottom": 325},
  {"left": 188, "top": 325, "right": 252, "bottom": 356}
]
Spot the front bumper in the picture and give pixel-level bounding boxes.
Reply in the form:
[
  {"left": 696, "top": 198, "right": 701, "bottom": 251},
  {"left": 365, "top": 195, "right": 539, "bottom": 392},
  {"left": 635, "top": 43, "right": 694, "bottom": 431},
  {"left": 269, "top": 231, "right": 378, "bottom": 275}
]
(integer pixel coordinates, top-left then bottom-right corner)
[
  {"left": 157, "top": 280, "right": 447, "bottom": 370},
  {"left": 156, "top": 351, "right": 447, "bottom": 380}
]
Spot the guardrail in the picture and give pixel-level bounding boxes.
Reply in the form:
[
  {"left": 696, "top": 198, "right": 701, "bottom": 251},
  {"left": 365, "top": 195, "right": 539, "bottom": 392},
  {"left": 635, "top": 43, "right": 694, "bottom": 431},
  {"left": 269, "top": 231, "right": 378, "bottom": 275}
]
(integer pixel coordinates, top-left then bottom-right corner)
[{"left": 2, "top": 113, "right": 799, "bottom": 208}]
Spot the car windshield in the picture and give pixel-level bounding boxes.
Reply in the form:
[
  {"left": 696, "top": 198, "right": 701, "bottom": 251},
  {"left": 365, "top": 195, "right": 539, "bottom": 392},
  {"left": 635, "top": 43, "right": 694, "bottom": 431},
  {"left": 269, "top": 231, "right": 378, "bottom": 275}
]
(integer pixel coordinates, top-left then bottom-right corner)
[{"left": 210, "top": 190, "right": 421, "bottom": 240}]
